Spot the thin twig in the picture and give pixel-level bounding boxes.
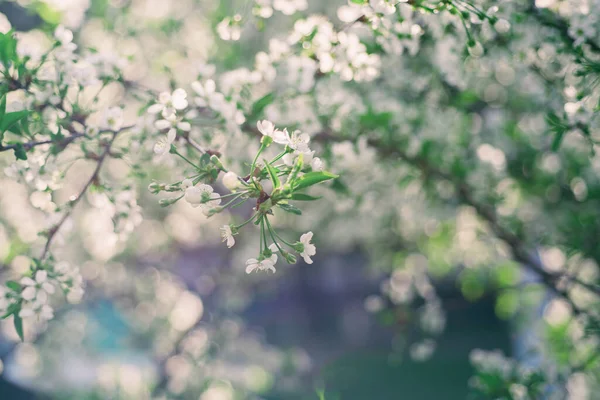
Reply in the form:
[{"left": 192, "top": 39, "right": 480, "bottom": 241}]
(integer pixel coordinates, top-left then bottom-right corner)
[
  {"left": 0, "top": 133, "right": 86, "bottom": 152},
  {"left": 40, "top": 128, "right": 129, "bottom": 259}
]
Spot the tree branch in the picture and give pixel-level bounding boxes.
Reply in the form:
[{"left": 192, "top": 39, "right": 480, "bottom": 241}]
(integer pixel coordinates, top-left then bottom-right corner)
[
  {"left": 40, "top": 127, "right": 130, "bottom": 259},
  {"left": 0, "top": 133, "right": 86, "bottom": 153}
]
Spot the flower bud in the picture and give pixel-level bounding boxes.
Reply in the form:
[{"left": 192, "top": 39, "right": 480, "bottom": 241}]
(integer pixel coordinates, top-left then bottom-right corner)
[
  {"left": 467, "top": 41, "right": 484, "bottom": 57},
  {"left": 159, "top": 196, "right": 182, "bottom": 207},
  {"left": 148, "top": 181, "right": 162, "bottom": 194},
  {"left": 283, "top": 252, "right": 297, "bottom": 264},
  {"left": 210, "top": 155, "right": 225, "bottom": 170},
  {"left": 494, "top": 19, "right": 510, "bottom": 34},
  {"left": 222, "top": 171, "right": 241, "bottom": 191}
]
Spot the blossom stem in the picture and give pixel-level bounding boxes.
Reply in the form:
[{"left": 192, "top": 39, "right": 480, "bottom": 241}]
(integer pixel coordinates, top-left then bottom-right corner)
[
  {"left": 270, "top": 151, "right": 287, "bottom": 164},
  {"left": 259, "top": 216, "right": 267, "bottom": 252},
  {"left": 250, "top": 144, "right": 266, "bottom": 174},
  {"left": 271, "top": 227, "right": 295, "bottom": 248},
  {"left": 219, "top": 190, "right": 249, "bottom": 200},
  {"left": 172, "top": 148, "right": 199, "bottom": 169},
  {"left": 219, "top": 192, "right": 248, "bottom": 209},
  {"left": 235, "top": 213, "right": 258, "bottom": 230},
  {"left": 265, "top": 218, "right": 284, "bottom": 255}
]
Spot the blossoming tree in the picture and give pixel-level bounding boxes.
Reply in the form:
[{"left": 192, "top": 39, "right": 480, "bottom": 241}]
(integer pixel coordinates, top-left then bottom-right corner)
[{"left": 0, "top": 0, "right": 599, "bottom": 398}]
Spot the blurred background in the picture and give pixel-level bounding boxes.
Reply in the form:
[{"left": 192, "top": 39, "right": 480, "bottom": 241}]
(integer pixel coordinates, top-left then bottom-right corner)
[{"left": 1, "top": 0, "right": 597, "bottom": 399}]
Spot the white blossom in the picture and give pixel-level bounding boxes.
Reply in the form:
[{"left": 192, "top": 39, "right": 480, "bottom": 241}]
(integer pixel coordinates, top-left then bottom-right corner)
[
  {"left": 20, "top": 270, "right": 55, "bottom": 304},
  {"left": 148, "top": 89, "right": 189, "bottom": 119},
  {"left": 257, "top": 120, "right": 288, "bottom": 144},
  {"left": 185, "top": 184, "right": 222, "bottom": 215},
  {"left": 246, "top": 253, "right": 278, "bottom": 273},
  {"left": 101, "top": 107, "right": 124, "bottom": 131},
  {"left": 220, "top": 225, "right": 235, "bottom": 248},
  {"left": 299, "top": 232, "right": 316, "bottom": 264},
  {"left": 222, "top": 171, "right": 242, "bottom": 191},
  {"left": 273, "top": 0, "right": 307, "bottom": 15},
  {"left": 153, "top": 129, "right": 176, "bottom": 157},
  {"left": 217, "top": 16, "right": 242, "bottom": 41}
]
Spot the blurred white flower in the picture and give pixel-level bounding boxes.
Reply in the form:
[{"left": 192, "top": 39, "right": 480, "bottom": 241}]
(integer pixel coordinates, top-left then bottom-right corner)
[
  {"left": 101, "top": 107, "right": 124, "bottom": 131},
  {"left": 217, "top": 16, "right": 242, "bottom": 41},
  {"left": 153, "top": 129, "right": 176, "bottom": 157},
  {"left": 220, "top": 225, "right": 235, "bottom": 248},
  {"left": 21, "top": 270, "right": 55, "bottom": 304},
  {"left": 148, "top": 89, "right": 189, "bottom": 119},
  {"left": 273, "top": 0, "right": 307, "bottom": 16}
]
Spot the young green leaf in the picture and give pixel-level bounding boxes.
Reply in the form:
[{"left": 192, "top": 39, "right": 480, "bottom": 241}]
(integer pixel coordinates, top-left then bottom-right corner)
[
  {"left": 264, "top": 159, "right": 281, "bottom": 188},
  {"left": 0, "top": 31, "right": 18, "bottom": 67},
  {"left": 290, "top": 193, "right": 322, "bottom": 201},
  {"left": 293, "top": 171, "right": 338, "bottom": 191},
  {"left": 278, "top": 203, "right": 302, "bottom": 215},
  {"left": 251, "top": 92, "right": 274, "bottom": 117},
  {"left": 1, "top": 110, "right": 29, "bottom": 134},
  {"left": 5, "top": 281, "right": 20, "bottom": 291},
  {"left": 199, "top": 153, "right": 211, "bottom": 167},
  {"left": 13, "top": 314, "right": 24, "bottom": 341},
  {"left": 0, "top": 94, "right": 6, "bottom": 121},
  {"left": 13, "top": 143, "right": 27, "bottom": 160}
]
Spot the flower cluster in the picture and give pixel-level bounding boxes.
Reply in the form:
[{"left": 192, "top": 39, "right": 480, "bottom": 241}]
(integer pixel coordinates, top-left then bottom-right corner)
[
  {"left": 0, "top": 260, "right": 84, "bottom": 334},
  {"left": 150, "top": 118, "right": 335, "bottom": 274}
]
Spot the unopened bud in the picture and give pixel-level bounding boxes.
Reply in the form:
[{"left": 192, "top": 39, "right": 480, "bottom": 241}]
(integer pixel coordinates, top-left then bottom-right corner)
[
  {"left": 159, "top": 196, "right": 182, "bottom": 207},
  {"left": 284, "top": 252, "right": 297, "bottom": 264},
  {"left": 222, "top": 171, "right": 241, "bottom": 191},
  {"left": 148, "top": 181, "right": 162, "bottom": 194},
  {"left": 210, "top": 155, "right": 225, "bottom": 170}
]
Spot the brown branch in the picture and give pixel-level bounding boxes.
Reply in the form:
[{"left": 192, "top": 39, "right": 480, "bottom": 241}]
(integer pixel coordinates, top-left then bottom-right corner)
[
  {"left": 0, "top": 133, "right": 86, "bottom": 153},
  {"left": 40, "top": 127, "right": 131, "bottom": 259}
]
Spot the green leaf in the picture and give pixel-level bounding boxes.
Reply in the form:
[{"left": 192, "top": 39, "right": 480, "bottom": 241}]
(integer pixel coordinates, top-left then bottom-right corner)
[
  {"left": 551, "top": 130, "right": 565, "bottom": 152},
  {"left": 546, "top": 112, "right": 567, "bottom": 151},
  {"left": 199, "top": 153, "right": 211, "bottom": 167},
  {"left": 13, "top": 143, "right": 27, "bottom": 160},
  {"left": 1, "top": 110, "right": 29, "bottom": 133},
  {"left": 264, "top": 160, "right": 281, "bottom": 188},
  {"left": 13, "top": 314, "right": 24, "bottom": 341},
  {"left": 293, "top": 171, "right": 338, "bottom": 191},
  {"left": 0, "top": 94, "right": 6, "bottom": 120},
  {"left": 278, "top": 203, "right": 302, "bottom": 215},
  {"left": 34, "top": 3, "right": 63, "bottom": 24},
  {"left": 0, "top": 94, "right": 5, "bottom": 143},
  {"left": 0, "top": 31, "right": 18, "bottom": 66},
  {"left": 5, "top": 281, "right": 20, "bottom": 291},
  {"left": 290, "top": 193, "right": 322, "bottom": 201},
  {"left": 251, "top": 93, "right": 274, "bottom": 117},
  {"left": 359, "top": 109, "right": 393, "bottom": 130},
  {"left": 2, "top": 302, "right": 19, "bottom": 319}
]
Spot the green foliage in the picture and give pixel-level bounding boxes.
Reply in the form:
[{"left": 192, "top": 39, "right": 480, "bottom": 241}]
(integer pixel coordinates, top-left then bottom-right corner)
[
  {"left": 293, "top": 171, "right": 338, "bottom": 191},
  {"left": 278, "top": 203, "right": 302, "bottom": 215}
]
